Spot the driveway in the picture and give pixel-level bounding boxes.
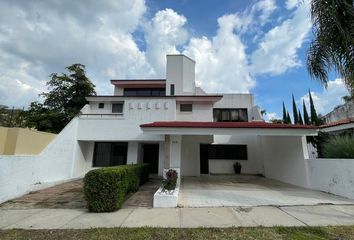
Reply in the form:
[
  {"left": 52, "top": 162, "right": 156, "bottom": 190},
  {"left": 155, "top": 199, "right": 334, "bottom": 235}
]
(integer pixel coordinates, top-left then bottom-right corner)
[{"left": 178, "top": 175, "right": 354, "bottom": 207}]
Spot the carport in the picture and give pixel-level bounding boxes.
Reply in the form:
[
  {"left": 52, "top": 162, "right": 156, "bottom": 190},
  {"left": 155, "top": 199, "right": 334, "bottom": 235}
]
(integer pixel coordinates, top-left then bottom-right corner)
[{"left": 178, "top": 175, "right": 354, "bottom": 207}]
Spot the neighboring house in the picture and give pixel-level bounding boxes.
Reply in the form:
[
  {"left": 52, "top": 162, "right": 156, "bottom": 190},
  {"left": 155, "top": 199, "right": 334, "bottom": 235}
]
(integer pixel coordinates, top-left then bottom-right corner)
[
  {"left": 324, "top": 100, "right": 354, "bottom": 123},
  {"left": 76, "top": 54, "right": 317, "bottom": 184},
  {"left": 0, "top": 127, "right": 56, "bottom": 155}
]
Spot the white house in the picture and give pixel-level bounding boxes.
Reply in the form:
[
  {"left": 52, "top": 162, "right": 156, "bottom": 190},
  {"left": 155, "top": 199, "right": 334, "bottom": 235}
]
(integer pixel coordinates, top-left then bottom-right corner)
[{"left": 75, "top": 54, "right": 317, "bottom": 186}]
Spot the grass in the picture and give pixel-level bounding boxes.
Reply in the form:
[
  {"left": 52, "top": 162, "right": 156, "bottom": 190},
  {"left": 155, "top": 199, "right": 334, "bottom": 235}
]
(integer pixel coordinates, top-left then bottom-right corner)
[{"left": 1, "top": 226, "right": 354, "bottom": 240}]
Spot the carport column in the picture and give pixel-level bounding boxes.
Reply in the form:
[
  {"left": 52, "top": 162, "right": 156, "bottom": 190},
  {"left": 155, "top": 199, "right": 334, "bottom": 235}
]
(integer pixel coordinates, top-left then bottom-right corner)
[{"left": 164, "top": 135, "right": 182, "bottom": 183}]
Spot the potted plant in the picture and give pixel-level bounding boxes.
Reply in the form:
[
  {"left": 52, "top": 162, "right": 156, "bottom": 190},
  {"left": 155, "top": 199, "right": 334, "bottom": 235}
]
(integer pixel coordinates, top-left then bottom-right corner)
[
  {"left": 233, "top": 162, "right": 242, "bottom": 174},
  {"left": 161, "top": 169, "right": 178, "bottom": 191}
]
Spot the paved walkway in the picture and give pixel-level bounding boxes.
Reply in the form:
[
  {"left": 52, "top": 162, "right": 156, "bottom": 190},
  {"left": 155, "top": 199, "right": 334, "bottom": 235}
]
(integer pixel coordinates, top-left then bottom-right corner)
[
  {"left": 2, "top": 204, "right": 354, "bottom": 229},
  {"left": 179, "top": 175, "right": 354, "bottom": 207}
]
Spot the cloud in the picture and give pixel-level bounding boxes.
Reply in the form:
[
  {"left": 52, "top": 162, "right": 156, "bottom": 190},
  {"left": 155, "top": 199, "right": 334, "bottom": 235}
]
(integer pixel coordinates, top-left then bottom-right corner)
[
  {"left": 250, "top": 1, "right": 312, "bottom": 75},
  {"left": 183, "top": 14, "right": 255, "bottom": 93},
  {"left": 300, "top": 79, "right": 349, "bottom": 115},
  {"left": 144, "top": 8, "right": 188, "bottom": 76},
  {"left": 263, "top": 112, "right": 279, "bottom": 122}
]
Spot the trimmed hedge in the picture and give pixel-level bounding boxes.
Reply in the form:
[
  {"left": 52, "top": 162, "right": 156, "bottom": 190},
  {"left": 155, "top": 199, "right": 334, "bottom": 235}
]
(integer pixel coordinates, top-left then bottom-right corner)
[{"left": 83, "top": 164, "right": 149, "bottom": 212}]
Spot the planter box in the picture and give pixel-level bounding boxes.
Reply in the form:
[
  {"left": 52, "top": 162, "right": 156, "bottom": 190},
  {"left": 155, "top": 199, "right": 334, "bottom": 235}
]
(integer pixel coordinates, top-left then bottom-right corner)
[{"left": 153, "top": 186, "right": 179, "bottom": 208}]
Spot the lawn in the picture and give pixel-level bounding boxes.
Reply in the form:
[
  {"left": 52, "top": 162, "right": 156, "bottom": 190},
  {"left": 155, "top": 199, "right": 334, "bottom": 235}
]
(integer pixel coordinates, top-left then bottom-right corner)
[{"left": 1, "top": 226, "right": 354, "bottom": 240}]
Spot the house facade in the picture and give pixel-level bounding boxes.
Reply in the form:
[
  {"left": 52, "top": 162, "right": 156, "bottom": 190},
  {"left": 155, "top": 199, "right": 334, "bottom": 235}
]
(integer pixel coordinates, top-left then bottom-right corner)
[{"left": 76, "top": 54, "right": 317, "bottom": 181}]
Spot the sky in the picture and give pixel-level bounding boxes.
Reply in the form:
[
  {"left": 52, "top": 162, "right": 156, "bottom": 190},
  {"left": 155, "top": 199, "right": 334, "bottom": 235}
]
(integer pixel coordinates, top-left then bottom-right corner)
[{"left": 0, "top": 0, "right": 350, "bottom": 121}]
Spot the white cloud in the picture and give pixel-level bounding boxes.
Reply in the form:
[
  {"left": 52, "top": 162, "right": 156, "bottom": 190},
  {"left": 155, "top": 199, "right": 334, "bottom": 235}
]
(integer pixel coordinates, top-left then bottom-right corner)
[
  {"left": 144, "top": 8, "right": 188, "bottom": 76},
  {"left": 286, "top": 0, "right": 302, "bottom": 10},
  {"left": 250, "top": 1, "right": 312, "bottom": 75},
  {"left": 183, "top": 14, "right": 255, "bottom": 93},
  {"left": 300, "top": 79, "right": 349, "bottom": 115},
  {"left": 263, "top": 112, "right": 279, "bottom": 122}
]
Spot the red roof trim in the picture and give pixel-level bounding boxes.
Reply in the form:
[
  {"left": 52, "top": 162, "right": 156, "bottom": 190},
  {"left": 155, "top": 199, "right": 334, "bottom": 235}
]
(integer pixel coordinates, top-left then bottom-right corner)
[
  {"left": 320, "top": 118, "right": 354, "bottom": 128},
  {"left": 140, "top": 121, "right": 318, "bottom": 129}
]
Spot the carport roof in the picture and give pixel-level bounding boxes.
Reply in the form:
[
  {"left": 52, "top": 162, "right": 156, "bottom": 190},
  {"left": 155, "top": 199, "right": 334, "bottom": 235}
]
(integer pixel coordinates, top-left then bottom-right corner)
[{"left": 140, "top": 121, "right": 318, "bottom": 136}]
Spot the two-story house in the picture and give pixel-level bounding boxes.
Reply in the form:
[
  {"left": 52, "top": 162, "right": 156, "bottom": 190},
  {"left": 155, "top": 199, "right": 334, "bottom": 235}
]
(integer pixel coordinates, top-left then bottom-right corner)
[{"left": 76, "top": 54, "right": 317, "bottom": 183}]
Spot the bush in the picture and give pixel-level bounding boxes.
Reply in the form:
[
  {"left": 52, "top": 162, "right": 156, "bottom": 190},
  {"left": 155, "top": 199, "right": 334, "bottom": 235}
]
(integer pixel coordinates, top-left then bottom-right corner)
[
  {"left": 323, "top": 135, "right": 354, "bottom": 159},
  {"left": 161, "top": 169, "right": 178, "bottom": 191},
  {"left": 83, "top": 164, "right": 149, "bottom": 212}
]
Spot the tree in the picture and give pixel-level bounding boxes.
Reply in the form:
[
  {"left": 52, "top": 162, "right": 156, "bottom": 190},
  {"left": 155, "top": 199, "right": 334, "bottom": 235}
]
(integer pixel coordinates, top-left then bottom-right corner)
[
  {"left": 307, "top": 0, "right": 354, "bottom": 94},
  {"left": 292, "top": 94, "right": 299, "bottom": 124},
  {"left": 298, "top": 110, "right": 304, "bottom": 125},
  {"left": 282, "top": 101, "right": 287, "bottom": 123},
  {"left": 26, "top": 64, "right": 96, "bottom": 133},
  {"left": 0, "top": 106, "right": 27, "bottom": 128},
  {"left": 309, "top": 90, "right": 319, "bottom": 125},
  {"left": 303, "top": 99, "right": 311, "bottom": 125},
  {"left": 286, "top": 111, "right": 292, "bottom": 124}
]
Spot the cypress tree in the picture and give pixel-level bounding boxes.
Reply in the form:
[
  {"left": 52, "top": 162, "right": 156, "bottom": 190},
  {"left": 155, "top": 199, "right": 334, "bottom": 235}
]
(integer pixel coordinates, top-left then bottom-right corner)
[
  {"left": 282, "top": 101, "right": 287, "bottom": 123},
  {"left": 303, "top": 99, "right": 310, "bottom": 125},
  {"left": 298, "top": 110, "right": 304, "bottom": 125},
  {"left": 309, "top": 90, "right": 319, "bottom": 125},
  {"left": 286, "top": 111, "right": 292, "bottom": 124},
  {"left": 292, "top": 94, "right": 299, "bottom": 124}
]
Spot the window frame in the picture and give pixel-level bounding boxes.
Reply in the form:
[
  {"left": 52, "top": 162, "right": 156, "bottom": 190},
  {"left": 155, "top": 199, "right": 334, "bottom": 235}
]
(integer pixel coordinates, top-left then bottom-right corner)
[
  {"left": 98, "top": 102, "right": 105, "bottom": 109},
  {"left": 111, "top": 102, "right": 124, "bottom": 114},
  {"left": 213, "top": 108, "right": 248, "bottom": 122},
  {"left": 180, "top": 103, "right": 193, "bottom": 112}
]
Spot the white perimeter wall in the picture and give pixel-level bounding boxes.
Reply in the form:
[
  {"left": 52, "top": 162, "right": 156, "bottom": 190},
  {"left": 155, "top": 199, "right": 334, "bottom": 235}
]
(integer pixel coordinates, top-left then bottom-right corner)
[
  {"left": 0, "top": 118, "right": 93, "bottom": 203},
  {"left": 307, "top": 158, "right": 354, "bottom": 199},
  {"left": 210, "top": 135, "right": 262, "bottom": 174},
  {"left": 261, "top": 136, "right": 309, "bottom": 188}
]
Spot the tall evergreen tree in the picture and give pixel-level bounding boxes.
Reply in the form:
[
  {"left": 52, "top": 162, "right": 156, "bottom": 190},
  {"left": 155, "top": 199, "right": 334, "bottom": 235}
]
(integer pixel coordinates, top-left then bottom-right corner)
[
  {"left": 292, "top": 94, "right": 299, "bottom": 124},
  {"left": 286, "top": 111, "right": 292, "bottom": 124},
  {"left": 282, "top": 101, "right": 287, "bottom": 123},
  {"left": 298, "top": 110, "right": 304, "bottom": 125},
  {"left": 309, "top": 90, "right": 319, "bottom": 125},
  {"left": 303, "top": 99, "right": 310, "bottom": 125}
]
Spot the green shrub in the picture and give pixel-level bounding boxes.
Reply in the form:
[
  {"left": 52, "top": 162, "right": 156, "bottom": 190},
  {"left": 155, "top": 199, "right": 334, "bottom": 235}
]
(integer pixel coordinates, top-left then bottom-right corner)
[
  {"left": 161, "top": 169, "right": 178, "bottom": 191},
  {"left": 83, "top": 164, "right": 149, "bottom": 212},
  {"left": 323, "top": 135, "right": 354, "bottom": 159}
]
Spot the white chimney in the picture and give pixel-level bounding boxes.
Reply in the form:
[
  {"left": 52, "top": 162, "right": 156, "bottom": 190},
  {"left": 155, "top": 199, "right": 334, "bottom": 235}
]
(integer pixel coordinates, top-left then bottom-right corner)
[{"left": 166, "top": 54, "right": 196, "bottom": 96}]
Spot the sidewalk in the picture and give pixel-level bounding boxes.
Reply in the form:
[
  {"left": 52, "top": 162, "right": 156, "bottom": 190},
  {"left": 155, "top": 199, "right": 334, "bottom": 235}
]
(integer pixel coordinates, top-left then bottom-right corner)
[{"left": 2, "top": 204, "right": 354, "bottom": 229}]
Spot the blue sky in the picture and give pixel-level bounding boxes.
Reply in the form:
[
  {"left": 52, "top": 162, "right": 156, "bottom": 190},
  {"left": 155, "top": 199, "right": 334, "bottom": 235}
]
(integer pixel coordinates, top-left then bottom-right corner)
[{"left": 0, "top": 0, "right": 349, "bottom": 120}]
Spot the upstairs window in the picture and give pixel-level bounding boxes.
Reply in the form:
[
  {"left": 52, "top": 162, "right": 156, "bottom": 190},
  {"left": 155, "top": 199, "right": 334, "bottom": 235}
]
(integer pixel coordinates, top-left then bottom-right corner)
[
  {"left": 123, "top": 88, "right": 165, "bottom": 97},
  {"left": 112, "top": 102, "right": 124, "bottom": 114},
  {"left": 180, "top": 103, "right": 193, "bottom": 112},
  {"left": 170, "top": 84, "right": 175, "bottom": 96},
  {"left": 213, "top": 108, "right": 248, "bottom": 122},
  {"left": 98, "top": 103, "right": 104, "bottom": 109}
]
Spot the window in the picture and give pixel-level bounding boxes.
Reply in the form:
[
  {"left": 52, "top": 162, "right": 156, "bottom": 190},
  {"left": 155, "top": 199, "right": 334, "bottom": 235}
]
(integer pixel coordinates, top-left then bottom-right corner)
[
  {"left": 123, "top": 88, "right": 166, "bottom": 97},
  {"left": 207, "top": 144, "right": 247, "bottom": 160},
  {"left": 98, "top": 103, "right": 104, "bottom": 109},
  {"left": 112, "top": 102, "right": 124, "bottom": 113},
  {"left": 170, "top": 84, "right": 175, "bottom": 96},
  {"left": 213, "top": 108, "right": 248, "bottom": 122},
  {"left": 93, "top": 142, "right": 128, "bottom": 167},
  {"left": 180, "top": 103, "right": 192, "bottom": 112}
]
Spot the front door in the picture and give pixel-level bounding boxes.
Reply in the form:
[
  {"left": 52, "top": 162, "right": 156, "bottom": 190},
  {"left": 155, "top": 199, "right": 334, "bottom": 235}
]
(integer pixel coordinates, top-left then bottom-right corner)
[
  {"left": 200, "top": 144, "right": 209, "bottom": 174},
  {"left": 143, "top": 143, "right": 159, "bottom": 174}
]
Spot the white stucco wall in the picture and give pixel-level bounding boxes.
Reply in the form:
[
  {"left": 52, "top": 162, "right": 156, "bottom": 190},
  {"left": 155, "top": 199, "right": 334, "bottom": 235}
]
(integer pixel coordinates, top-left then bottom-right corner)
[
  {"left": 0, "top": 118, "right": 89, "bottom": 203},
  {"left": 307, "top": 158, "right": 354, "bottom": 199},
  {"left": 261, "top": 136, "right": 309, "bottom": 188},
  {"left": 210, "top": 135, "right": 262, "bottom": 174},
  {"left": 181, "top": 135, "right": 213, "bottom": 176},
  {"left": 176, "top": 102, "right": 213, "bottom": 121}
]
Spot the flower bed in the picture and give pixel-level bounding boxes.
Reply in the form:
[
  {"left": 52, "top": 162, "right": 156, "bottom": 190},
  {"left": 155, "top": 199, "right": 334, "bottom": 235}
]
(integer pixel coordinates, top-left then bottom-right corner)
[{"left": 153, "top": 168, "right": 180, "bottom": 208}]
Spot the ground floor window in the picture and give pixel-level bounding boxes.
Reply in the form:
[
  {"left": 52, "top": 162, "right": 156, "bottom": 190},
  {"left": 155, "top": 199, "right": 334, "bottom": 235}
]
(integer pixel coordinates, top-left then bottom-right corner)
[
  {"left": 208, "top": 144, "right": 248, "bottom": 160},
  {"left": 93, "top": 142, "right": 128, "bottom": 167}
]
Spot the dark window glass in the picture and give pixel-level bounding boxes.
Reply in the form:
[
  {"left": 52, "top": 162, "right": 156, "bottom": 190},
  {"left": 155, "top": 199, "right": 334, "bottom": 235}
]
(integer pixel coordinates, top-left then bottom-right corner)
[
  {"left": 98, "top": 103, "right": 104, "bottom": 109},
  {"left": 213, "top": 108, "right": 248, "bottom": 122},
  {"left": 170, "top": 84, "right": 175, "bottom": 96},
  {"left": 123, "top": 88, "right": 166, "bottom": 97},
  {"left": 93, "top": 142, "right": 128, "bottom": 167},
  {"left": 207, "top": 145, "right": 247, "bottom": 160},
  {"left": 180, "top": 104, "right": 192, "bottom": 112},
  {"left": 112, "top": 103, "right": 124, "bottom": 113}
]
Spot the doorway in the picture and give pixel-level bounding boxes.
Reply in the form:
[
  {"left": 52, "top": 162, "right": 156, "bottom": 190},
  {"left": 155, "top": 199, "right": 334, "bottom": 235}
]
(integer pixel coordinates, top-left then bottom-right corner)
[
  {"left": 142, "top": 143, "right": 159, "bottom": 174},
  {"left": 200, "top": 144, "right": 209, "bottom": 174}
]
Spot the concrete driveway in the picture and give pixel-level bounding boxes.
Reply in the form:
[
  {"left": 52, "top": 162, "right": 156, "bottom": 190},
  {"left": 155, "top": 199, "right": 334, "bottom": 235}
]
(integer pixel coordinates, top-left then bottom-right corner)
[{"left": 178, "top": 175, "right": 354, "bottom": 208}]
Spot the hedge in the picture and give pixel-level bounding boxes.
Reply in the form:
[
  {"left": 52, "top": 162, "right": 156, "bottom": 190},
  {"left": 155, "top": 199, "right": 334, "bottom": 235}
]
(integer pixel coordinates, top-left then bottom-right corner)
[{"left": 83, "top": 164, "right": 149, "bottom": 212}]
